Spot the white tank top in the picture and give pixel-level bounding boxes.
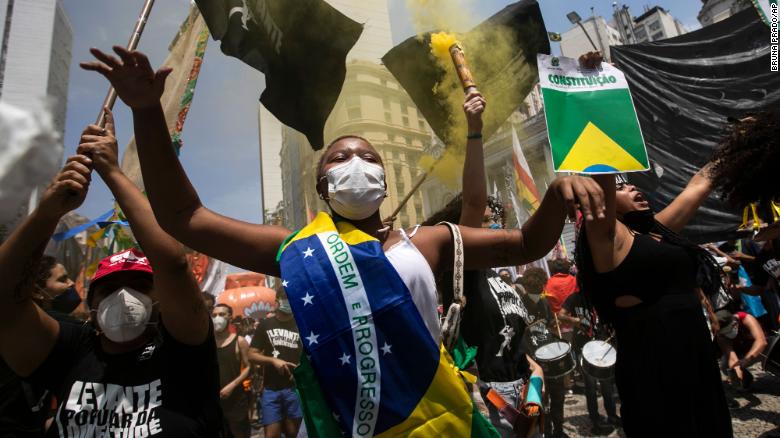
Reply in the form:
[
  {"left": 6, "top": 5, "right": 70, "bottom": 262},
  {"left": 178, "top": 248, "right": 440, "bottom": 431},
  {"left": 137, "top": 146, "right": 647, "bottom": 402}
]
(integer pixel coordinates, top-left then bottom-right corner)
[{"left": 385, "top": 226, "right": 441, "bottom": 343}]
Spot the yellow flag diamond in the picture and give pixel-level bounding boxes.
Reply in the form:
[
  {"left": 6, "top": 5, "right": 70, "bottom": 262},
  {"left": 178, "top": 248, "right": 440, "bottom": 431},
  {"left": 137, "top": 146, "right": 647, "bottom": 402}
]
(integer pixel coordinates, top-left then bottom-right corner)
[{"left": 559, "top": 122, "right": 646, "bottom": 173}]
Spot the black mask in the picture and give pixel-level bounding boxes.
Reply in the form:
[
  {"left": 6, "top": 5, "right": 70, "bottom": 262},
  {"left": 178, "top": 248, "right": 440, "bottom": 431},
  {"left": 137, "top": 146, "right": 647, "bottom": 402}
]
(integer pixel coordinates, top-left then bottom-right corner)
[
  {"left": 621, "top": 209, "right": 655, "bottom": 234},
  {"left": 50, "top": 287, "right": 82, "bottom": 314}
]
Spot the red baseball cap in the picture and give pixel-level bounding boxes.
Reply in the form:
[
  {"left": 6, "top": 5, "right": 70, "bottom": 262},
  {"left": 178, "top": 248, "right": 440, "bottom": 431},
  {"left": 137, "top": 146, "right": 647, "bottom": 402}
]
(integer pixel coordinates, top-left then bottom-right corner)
[{"left": 88, "top": 248, "right": 154, "bottom": 303}]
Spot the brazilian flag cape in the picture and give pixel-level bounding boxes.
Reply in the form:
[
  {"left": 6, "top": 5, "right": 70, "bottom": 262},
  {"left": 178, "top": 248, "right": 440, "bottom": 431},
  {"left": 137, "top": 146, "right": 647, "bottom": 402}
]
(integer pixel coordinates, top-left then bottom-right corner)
[{"left": 277, "top": 213, "right": 498, "bottom": 437}]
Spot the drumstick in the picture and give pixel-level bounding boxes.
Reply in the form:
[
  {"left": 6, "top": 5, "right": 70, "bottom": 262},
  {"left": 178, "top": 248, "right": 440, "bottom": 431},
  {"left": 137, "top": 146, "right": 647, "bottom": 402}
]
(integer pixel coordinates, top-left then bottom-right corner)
[
  {"left": 599, "top": 344, "right": 615, "bottom": 361},
  {"left": 553, "top": 313, "right": 563, "bottom": 339}
]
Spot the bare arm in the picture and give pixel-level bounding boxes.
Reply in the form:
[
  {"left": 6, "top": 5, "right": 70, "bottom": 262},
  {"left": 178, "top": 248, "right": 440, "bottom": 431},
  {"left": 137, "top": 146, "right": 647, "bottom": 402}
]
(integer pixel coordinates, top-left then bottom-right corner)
[
  {"left": 412, "top": 176, "right": 604, "bottom": 274},
  {"left": 655, "top": 164, "right": 714, "bottom": 233},
  {"left": 459, "top": 91, "right": 487, "bottom": 228},
  {"left": 222, "top": 337, "right": 252, "bottom": 396},
  {"left": 248, "top": 346, "right": 296, "bottom": 381},
  {"left": 81, "top": 47, "right": 290, "bottom": 277},
  {"left": 0, "top": 157, "right": 92, "bottom": 375},
  {"left": 78, "top": 111, "right": 208, "bottom": 345},
  {"left": 557, "top": 307, "right": 580, "bottom": 327}
]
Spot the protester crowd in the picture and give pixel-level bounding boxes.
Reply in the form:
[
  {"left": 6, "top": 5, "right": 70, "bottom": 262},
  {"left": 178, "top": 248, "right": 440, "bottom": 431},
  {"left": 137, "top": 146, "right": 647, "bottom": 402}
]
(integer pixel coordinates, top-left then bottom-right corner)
[{"left": 0, "top": 44, "right": 777, "bottom": 438}]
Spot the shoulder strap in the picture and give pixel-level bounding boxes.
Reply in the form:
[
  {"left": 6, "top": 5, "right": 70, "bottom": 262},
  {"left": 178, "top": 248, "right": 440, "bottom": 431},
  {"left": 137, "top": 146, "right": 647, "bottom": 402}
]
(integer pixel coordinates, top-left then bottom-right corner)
[{"left": 438, "top": 221, "right": 465, "bottom": 351}]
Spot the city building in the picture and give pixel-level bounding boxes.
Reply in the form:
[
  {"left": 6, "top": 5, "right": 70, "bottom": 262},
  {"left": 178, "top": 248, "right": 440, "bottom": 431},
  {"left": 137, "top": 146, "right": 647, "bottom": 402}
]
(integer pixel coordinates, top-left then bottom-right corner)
[
  {"left": 559, "top": 15, "right": 623, "bottom": 60},
  {"left": 258, "top": 106, "right": 284, "bottom": 221},
  {"left": 261, "top": 0, "right": 557, "bottom": 233},
  {"left": 631, "top": 6, "right": 687, "bottom": 42},
  {"left": 0, "top": 0, "right": 72, "bottom": 135},
  {"left": 698, "top": 0, "right": 752, "bottom": 27},
  {"left": 0, "top": 0, "right": 72, "bottom": 229},
  {"left": 259, "top": 0, "right": 396, "bottom": 223},
  {"left": 278, "top": 60, "right": 432, "bottom": 230}
]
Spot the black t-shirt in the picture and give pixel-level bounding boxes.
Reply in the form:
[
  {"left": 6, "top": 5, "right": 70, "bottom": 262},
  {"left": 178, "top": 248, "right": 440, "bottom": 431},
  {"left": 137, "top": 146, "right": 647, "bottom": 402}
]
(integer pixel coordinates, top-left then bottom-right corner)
[
  {"left": 0, "top": 312, "right": 82, "bottom": 437},
  {"left": 459, "top": 270, "right": 532, "bottom": 383},
  {"left": 562, "top": 293, "right": 594, "bottom": 350},
  {"left": 521, "top": 319, "right": 555, "bottom": 355},
  {"left": 26, "top": 320, "right": 222, "bottom": 437},
  {"left": 250, "top": 316, "right": 301, "bottom": 390},
  {"left": 520, "top": 293, "right": 554, "bottom": 325}
]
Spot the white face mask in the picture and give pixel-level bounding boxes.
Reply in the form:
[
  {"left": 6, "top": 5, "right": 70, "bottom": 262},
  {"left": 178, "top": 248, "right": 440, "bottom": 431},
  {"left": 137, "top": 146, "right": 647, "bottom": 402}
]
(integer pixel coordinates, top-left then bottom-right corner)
[
  {"left": 97, "top": 287, "right": 154, "bottom": 343},
  {"left": 325, "top": 155, "right": 386, "bottom": 220},
  {"left": 212, "top": 315, "right": 228, "bottom": 332}
]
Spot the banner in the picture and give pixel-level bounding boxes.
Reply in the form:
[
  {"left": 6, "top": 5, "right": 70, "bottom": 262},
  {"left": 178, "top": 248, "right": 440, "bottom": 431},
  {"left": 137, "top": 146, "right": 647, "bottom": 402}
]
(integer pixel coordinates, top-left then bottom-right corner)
[
  {"left": 538, "top": 54, "right": 649, "bottom": 174},
  {"left": 382, "top": 0, "right": 549, "bottom": 148},
  {"left": 194, "top": 0, "right": 362, "bottom": 149},
  {"left": 611, "top": 9, "right": 780, "bottom": 243},
  {"left": 121, "top": 6, "right": 208, "bottom": 188},
  {"left": 750, "top": 0, "right": 775, "bottom": 25}
]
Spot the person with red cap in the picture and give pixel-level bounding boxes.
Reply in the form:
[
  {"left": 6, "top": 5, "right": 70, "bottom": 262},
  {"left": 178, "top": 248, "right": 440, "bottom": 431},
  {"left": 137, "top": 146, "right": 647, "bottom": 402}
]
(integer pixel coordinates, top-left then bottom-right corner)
[{"left": 0, "top": 111, "right": 222, "bottom": 437}]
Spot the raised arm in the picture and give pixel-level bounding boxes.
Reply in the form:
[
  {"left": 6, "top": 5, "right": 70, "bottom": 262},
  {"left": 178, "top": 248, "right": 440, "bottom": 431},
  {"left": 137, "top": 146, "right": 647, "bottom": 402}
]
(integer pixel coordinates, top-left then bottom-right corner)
[
  {"left": 413, "top": 175, "right": 604, "bottom": 273},
  {"left": 459, "top": 91, "right": 487, "bottom": 228},
  {"left": 80, "top": 46, "right": 290, "bottom": 276},
  {"left": 654, "top": 163, "right": 714, "bottom": 233},
  {"left": 0, "top": 156, "right": 92, "bottom": 375},
  {"left": 77, "top": 110, "right": 208, "bottom": 345}
]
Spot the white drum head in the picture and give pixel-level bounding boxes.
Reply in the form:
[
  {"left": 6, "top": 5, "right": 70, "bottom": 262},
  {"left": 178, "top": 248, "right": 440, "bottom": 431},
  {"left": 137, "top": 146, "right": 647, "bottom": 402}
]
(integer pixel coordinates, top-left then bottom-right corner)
[
  {"left": 582, "top": 340, "right": 616, "bottom": 367},
  {"left": 535, "top": 341, "right": 571, "bottom": 360}
]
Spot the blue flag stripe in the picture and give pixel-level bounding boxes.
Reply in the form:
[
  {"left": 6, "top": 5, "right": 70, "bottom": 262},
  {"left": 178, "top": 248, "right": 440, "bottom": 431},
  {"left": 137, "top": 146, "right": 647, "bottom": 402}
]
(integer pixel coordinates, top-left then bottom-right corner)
[{"left": 281, "top": 233, "right": 440, "bottom": 435}]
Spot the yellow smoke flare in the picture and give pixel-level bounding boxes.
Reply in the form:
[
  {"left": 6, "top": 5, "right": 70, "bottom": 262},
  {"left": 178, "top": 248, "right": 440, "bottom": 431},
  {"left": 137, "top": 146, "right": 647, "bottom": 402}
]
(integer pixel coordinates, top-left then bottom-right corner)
[{"left": 430, "top": 32, "right": 459, "bottom": 61}]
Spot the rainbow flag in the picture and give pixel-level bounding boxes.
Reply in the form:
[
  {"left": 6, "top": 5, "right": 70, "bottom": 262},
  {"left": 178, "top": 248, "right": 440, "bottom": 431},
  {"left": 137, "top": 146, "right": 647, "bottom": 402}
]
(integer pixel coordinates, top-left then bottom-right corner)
[
  {"left": 278, "top": 213, "right": 498, "bottom": 437},
  {"left": 512, "top": 128, "right": 541, "bottom": 214}
]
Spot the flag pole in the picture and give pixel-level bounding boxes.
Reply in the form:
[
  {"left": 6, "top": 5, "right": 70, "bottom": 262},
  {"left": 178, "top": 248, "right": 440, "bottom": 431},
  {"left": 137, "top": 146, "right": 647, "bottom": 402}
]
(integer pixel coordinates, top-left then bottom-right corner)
[
  {"left": 95, "top": 0, "right": 157, "bottom": 127},
  {"left": 384, "top": 171, "right": 430, "bottom": 223}
]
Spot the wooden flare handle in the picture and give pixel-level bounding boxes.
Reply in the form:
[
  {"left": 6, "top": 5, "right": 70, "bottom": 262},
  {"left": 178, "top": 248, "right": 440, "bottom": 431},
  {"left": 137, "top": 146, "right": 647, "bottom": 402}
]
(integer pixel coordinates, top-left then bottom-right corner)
[{"left": 449, "top": 43, "right": 477, "bottom": 92}]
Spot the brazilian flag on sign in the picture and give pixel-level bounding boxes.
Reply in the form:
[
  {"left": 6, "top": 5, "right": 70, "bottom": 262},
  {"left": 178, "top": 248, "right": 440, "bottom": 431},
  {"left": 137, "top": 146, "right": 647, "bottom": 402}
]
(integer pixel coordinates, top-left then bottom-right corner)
[{"left": 538, "top": 54, "right": 649, "bottom": 174}]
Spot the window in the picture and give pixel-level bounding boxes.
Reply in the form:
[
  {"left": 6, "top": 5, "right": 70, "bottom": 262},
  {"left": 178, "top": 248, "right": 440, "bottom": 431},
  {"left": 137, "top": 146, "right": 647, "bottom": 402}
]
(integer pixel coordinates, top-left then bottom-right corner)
[
  {"left": 418, "top": 119, "right": 426, "bottom": 131},
  {"left": 346, "top": 95, "right": 361, "bottom": 120},
  {"left": 402, "top": 116, "right": 409, "bottom": 127},
  {"left": 384, "top": 112, "right": 392, "bottom": 123},
  {"left": 648, "top": 20, "right": 661, "bottom": 31},
  {"left": 651, "top": 31, "right": 664, "bottom": 41},
  {"left": 401, "top": 104, "right": 408, "bottom": 115},
  {"left": 383, "top": 99, "right": 391, "bottom": 111}
]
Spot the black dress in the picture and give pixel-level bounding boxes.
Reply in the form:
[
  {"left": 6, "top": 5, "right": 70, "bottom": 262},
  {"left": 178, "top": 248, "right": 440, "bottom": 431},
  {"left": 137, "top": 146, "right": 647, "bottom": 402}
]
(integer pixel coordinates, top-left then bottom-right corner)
[{"left": 589, "top": 233, "right": 732, "bottom": 438}]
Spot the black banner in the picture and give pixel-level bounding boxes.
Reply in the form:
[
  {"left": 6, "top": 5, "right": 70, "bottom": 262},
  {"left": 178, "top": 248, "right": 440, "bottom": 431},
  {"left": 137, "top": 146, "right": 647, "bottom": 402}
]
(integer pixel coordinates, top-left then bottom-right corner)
[
  {"left": 612, "top": 9, "right": 779, "bottom": 243},
  {"left": 195, "top": 0, "right": 362, "bottom": 149}
]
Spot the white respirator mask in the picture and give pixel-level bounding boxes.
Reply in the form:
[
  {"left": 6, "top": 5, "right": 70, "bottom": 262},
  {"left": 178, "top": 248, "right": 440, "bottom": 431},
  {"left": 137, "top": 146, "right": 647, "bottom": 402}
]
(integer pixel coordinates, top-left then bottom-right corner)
[
  {"left": 325, "top": 155, "right": 386, "bottom": 220},
  {"left": 97, "top": 287, "right": 154, "bottom": 343},
  {"left": 212, "top": 315, "right": 228, "bottom": 332}
]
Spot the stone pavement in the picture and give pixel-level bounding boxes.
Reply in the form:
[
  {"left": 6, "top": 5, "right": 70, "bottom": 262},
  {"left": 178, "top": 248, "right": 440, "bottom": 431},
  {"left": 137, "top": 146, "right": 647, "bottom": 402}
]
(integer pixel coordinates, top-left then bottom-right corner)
[{"left": 250, "top": 366, "right": 780, "bottom": 438}]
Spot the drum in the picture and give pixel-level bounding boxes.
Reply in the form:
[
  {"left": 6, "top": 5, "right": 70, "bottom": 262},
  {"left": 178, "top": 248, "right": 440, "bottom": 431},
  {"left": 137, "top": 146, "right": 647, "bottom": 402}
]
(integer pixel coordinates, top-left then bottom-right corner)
[
  {"left": 533, "top": 340, "right": 575, "bottom": 378},
  {"left": 763, "top": 335, "right": 780, "bottom": 377},
  {"left": 581, "top": 340, "right": 617, "bottom": 380}
]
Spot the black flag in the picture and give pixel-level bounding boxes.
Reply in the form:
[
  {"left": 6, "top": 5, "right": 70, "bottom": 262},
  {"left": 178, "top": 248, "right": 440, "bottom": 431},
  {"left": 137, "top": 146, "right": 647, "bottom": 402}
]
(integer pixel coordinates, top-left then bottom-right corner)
[
  {"left": 611, "top": 9, "right": 779, "bottom": 242},
  {"left": 195, "top": 0, "right": 363, "bottom": 149},
  {"left": 382, "top": 0, "right": 549, "bottom": 147}
]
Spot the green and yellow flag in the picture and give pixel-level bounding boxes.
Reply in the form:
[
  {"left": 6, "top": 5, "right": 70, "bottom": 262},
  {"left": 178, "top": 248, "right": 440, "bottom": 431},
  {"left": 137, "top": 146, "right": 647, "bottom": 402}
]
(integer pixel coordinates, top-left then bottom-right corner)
[{"left": 538, "top": 54, "right": 649, "bottom": 174}]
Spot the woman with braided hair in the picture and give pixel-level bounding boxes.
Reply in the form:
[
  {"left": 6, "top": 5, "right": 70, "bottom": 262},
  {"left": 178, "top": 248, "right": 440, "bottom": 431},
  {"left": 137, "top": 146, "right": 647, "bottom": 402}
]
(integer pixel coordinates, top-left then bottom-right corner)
[{"left": 709, "top": 109, "right": 780, "bottom": 208}]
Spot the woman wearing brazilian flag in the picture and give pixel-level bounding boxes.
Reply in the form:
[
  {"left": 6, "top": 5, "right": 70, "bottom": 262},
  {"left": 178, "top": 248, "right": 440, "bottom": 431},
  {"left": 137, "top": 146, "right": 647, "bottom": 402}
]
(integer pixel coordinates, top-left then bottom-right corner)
[{"left": 81, "top": 46, "right": 605, "bottom": 437}]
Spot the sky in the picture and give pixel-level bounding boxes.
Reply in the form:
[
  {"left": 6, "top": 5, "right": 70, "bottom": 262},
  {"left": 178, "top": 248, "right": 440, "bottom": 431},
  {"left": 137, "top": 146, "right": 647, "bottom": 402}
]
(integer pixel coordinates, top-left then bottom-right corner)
[{"left": 61, "top": 0, "right": 703, "bottom": 225}]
